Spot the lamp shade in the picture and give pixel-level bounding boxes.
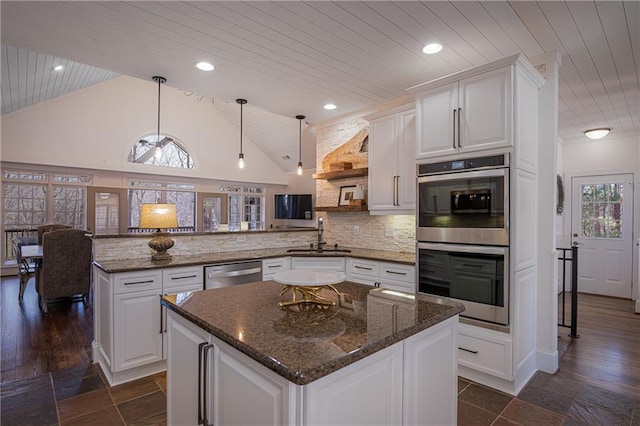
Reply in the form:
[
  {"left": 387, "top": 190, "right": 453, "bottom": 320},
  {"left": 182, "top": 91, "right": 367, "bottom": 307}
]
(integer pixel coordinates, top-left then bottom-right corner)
[{"left": 140, "top": 204, "right": 178, "bottom": 230}]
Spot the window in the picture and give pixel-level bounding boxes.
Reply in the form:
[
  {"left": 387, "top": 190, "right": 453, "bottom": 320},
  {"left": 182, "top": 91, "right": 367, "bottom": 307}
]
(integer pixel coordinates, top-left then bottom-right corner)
[
  {"left": 128, "top": 134, "right": 194, "bottom": 169},
  {"left": 3, "top": 169, "right": 90, "bottom": 230},
  {"left": 580, "top": 183, "right": 624, "bottom": 238},
  {"left": 222, "top": 185, "right": 264, "bottom": 231},
  {"left": 128, "top": 180, "right": 196, "bottom": 232}
]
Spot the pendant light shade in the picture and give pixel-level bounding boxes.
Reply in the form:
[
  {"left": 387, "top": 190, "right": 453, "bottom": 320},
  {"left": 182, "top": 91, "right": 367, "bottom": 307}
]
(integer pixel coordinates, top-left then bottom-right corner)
[
  {"left": 296, "top": 115, "right": 305, "bottom": 176},
  {"left": 152, "top": 76, "right": 167, "bottom": 160},
  {"left": 236, "top": 99, "right": 247, "bottom": 169}
]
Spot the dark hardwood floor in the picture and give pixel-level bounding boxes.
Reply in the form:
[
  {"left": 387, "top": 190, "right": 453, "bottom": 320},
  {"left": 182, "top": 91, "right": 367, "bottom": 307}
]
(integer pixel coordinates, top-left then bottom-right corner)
[
  {"left": 1, "top": 275, "right": 638, "bottom": 425},
  {"left": 1, "top": 276, "right": 92, "bottom": 383}
]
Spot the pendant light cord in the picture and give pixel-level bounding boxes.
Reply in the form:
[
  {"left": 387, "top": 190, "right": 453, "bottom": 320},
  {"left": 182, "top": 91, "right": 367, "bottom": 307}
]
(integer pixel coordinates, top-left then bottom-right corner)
[{"left": 157, "top": 79, "right": 161, "bottom": 142}]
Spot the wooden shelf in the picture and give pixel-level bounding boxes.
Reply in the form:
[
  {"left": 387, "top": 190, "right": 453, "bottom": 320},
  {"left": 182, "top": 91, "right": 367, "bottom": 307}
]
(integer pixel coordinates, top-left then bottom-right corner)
[
  {"left": 312, "top": 168, "right": 368, "bottom": 180},
  {"left": 314, "top": 205, "right": 368, "bottom": 212}
]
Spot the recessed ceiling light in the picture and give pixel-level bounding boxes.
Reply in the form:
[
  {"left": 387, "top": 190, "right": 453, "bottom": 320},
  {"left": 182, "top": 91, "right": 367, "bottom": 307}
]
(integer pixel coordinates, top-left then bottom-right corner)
[
  {"left": 422, "top": 43, "right": 443, "bottom": 54},
  {"left": 53, "top": 65, "right": 64, "bottom": 71},
  {"left": 324, "top": 103, "right": 337, "bottom": 110},
  {"left": 196, "top": 62, "right": 215, "bottom": 71}
]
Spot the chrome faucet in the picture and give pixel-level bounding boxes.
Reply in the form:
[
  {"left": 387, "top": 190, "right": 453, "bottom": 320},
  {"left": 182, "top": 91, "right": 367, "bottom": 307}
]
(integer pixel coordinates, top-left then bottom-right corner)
[{"left": 317, "top": 217, "right": 327, "bottom": 250}]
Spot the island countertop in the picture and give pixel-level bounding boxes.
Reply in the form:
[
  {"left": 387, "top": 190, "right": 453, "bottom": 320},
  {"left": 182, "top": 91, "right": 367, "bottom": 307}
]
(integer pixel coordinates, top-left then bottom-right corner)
[{"left": 161, "top": 281, "right": 464, "bottom": 385}]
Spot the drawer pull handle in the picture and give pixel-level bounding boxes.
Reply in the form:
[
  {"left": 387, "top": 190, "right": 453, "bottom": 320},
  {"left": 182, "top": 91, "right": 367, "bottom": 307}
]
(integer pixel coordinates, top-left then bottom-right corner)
[
  {"left": 458, "top": 347, "right": 479, "bottom": 354},
  {"left": 355, "top": 266, "right": 373, "bottom": 270},
  {"left": 461, "top": 264, "right": 484, "bottom": 268},
  {"left": 124, "top": 279, "right": 154, "bottom": 286},
  {"left": 385, "top": 270, "right": 407, "bottom": 275},
  {"left": 268, "top": 265, "right": 281, "bottom": 269},
  {"left": 171, "top": 274, "right": 197, "bottom": 280}
]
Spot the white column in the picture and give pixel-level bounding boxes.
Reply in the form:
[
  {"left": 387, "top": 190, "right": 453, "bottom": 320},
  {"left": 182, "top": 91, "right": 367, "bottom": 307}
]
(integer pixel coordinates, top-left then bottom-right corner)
[{"left": 529, "top": 51, "right": 562, "bottom": 374}]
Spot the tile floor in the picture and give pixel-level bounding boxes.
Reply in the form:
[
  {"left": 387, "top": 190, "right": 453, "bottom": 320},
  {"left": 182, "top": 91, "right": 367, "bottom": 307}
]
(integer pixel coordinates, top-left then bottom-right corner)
[{"left": 1, "top": 360, "right": 638, "bottom": 425}]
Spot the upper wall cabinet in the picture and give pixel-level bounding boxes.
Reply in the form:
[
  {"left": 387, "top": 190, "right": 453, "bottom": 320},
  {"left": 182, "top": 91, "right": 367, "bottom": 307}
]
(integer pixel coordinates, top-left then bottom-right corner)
[
  {"left": 414, "top": 67, "right": 511, "bottom": 159},
  {"left": 408, "top": 54, "right": 544, "bottom": 165},
  {"left": 365, "top": 105, "right": 416, "bottom": 215}
]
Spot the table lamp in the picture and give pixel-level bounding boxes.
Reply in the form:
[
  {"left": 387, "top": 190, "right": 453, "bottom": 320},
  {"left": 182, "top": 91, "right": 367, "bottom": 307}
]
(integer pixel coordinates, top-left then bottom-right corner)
[{"left": 140, "top": 203, "right": 178, "bottom": 261}]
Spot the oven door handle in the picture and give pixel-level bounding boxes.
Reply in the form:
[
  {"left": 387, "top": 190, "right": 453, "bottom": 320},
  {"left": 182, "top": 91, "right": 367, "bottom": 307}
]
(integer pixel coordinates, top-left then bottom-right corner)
[
  {"left": 417, "top": 242, "right": 507, "bottom": 256},
  {"left": 417, "top": 167, "right": 507, "bottom": 183}
]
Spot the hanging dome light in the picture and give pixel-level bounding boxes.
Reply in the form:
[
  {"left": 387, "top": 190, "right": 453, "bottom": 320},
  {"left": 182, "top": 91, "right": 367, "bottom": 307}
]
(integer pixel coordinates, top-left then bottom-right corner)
[
  {"left": 296, "top": 115, "right": 305, "bottom": 176},
  {"left": 236, "top": 99, "right": 247, "bottom": 169},
  {"left": 152, "top": 76, "right": 167, "bottom": 160}
]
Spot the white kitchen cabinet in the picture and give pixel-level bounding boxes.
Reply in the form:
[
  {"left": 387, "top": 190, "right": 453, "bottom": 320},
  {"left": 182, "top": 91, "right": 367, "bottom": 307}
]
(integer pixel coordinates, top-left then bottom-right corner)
[
  {"left": 457, "top": 322, "right": 513, "bottom": 381},
  {"left": 366, "top": 105, "right": 416, "bottom": 214},
  {"left": 113, "top": 289, "right": 163, "bottom": 372},
  {"left": 262, "top": 257, "right": 291, "bottom": 280},
  {"left": 167, "top": 312, "right": 212, "bottom": 426},
  {"left": 166, "top": 309, "right": 458, "bottom": 426},
  {"left": 93, "top": 265, "right": 204, "bottom": 385},
  {"left": 167, "top": 312, "right": 291, "bottom": 426},
  {"left": 346, "top": 258, "right": 415, "bottom": 293},
  {"left": 414, "top": 66, "right": 511, "bottom": 159},
  {"left": 291, "top": 256, "right": 345, "bottom": 272}
]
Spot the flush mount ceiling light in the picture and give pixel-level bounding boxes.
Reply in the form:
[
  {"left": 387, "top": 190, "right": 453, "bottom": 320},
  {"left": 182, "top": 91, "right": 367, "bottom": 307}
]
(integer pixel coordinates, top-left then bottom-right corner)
[
  {"left": 323, "top": 103, "right": 336, "bottom": 110},
  {"left": 196, "top": 61, "right": 214, "bottom": 71},
  {"left": 53, "top": 65, "right": 64, "bottom": 71},
  {"left": 152, "top": 76, "right": 167, "bottom": 160},
  {"left": 422, "top": 43, "right": 443, "bottom": 54},
  {"left": 296, "top": 114, "right": 305, "bottom": 176},
  {"left": 236, "top": 98, "right": 247, "bottom": 169},
  {"left": 584, "top": 127, "right": 611, "bottom": 139}
]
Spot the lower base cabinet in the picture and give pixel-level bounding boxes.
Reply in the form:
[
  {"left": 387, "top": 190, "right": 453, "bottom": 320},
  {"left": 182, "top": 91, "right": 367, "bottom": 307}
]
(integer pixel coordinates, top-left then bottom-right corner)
[{"left": 167, "top": 310, "right": 458, "bottom": 426}]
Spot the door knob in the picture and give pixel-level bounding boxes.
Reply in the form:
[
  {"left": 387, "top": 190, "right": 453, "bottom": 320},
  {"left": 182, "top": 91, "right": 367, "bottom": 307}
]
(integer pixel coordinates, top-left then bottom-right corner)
[
  {"left": 572, "top": 241, "right": 583, "bottom": 246},
  {"left": 573, "top": 233, "right": 578, "bottom": 237}
]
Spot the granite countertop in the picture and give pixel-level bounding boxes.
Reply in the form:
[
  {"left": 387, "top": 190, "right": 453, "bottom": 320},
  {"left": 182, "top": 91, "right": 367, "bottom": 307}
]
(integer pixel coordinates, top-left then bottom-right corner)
[
  {"left": 93, "top": 246, "right": 416, "bottom": 273},
  {"left": 161, "top": 281, "right": 464, "bottom": 385}
]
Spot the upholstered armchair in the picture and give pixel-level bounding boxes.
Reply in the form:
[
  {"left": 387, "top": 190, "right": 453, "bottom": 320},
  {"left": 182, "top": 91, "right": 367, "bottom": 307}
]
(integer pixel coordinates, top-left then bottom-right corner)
[
  {"left": 37, "top": 224, "right": 72, "bottom": 244},
  {"left": 37, "top": 229, "right": 92, "bottom": 312}
]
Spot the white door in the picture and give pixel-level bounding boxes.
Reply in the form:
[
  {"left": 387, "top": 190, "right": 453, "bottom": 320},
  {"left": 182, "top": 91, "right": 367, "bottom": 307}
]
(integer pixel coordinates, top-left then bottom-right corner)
[{"left": 571, "top": 174, "right": 634, "bottom": 298}]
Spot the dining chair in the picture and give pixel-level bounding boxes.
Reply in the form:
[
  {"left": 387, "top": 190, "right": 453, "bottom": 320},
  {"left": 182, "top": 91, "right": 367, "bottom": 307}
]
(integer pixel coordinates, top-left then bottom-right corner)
[
  {"left": 37, "top": 229, "right": 92, "bottom": 312},
  {"left": 13, "top": 236, "right": 39, "bottom": 303},
  {"left": 37, "top": 224, "right": 72, "bottom": 244}
]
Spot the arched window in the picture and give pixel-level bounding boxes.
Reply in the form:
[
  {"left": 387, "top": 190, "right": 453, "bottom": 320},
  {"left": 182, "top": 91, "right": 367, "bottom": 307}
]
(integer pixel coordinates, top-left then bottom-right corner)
[{"left": 128, "top": 134, "right": 194, "bottom": 169}]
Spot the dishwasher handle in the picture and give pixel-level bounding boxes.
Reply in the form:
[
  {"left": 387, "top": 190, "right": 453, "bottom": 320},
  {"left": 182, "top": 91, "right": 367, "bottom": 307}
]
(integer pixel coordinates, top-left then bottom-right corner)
[{"left": 207, "top": 267, "right": 262, "bottom": 279}]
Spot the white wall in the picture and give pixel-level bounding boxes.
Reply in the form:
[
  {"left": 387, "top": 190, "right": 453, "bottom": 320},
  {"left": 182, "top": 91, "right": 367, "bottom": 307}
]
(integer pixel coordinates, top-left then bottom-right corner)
[{"left": 1, "top": 76, "right": 288, "bottom": 185}]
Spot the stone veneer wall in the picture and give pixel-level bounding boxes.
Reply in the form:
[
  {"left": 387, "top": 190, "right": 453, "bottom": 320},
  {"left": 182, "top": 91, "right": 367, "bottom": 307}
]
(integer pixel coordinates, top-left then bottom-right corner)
[
  {"left": 316, "top": 117, "right": 415, "bottom": 254},
  {"left": 94, "top": 230, "right": 317, "bottom": 262}
]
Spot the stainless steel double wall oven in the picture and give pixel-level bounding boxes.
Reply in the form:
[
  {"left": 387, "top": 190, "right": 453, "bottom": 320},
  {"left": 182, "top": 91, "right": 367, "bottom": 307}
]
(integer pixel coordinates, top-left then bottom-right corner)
[{"left": 416, "top": 154, "right": 510, "bottom": 328}]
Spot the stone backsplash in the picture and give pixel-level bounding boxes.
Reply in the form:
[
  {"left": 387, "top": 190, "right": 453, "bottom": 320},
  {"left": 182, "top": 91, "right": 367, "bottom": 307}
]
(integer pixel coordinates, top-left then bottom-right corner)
[{"left": 94, "top": 230, "right": 317, "bottom": 262}]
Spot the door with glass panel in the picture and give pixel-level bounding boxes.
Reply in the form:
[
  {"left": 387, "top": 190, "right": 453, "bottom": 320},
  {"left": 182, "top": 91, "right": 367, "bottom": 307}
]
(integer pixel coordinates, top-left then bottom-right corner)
[
  {"left": 87, "top": 187, "right": 127, "bottom": 235},
  {"left": 197, "top": 193, "right": 228, "bottom": 232},
  {"left": 571, "top": 174, "right": 633, "bottom": 298}
]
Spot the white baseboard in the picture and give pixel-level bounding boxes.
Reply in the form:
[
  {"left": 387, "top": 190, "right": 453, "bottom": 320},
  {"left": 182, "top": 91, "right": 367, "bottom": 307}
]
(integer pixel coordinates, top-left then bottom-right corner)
[
  {"left": 635, "top": 299, "right": 639, "bottom": 314},
  {"left": 536, "top": 349, "right": 559, "bottom": 374}
]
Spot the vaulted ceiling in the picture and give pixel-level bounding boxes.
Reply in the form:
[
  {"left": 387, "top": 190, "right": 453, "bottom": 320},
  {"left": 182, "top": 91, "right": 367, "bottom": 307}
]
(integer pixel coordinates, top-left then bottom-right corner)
[{"left": 2, "top": 1, "right": 638, "bottom": 173}]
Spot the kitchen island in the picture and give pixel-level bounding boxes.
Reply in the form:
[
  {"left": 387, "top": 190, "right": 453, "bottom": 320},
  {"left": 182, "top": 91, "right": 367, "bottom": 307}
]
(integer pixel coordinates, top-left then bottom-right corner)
[{"left": 161, "top": 280, "right": 464, "bottom": 426}]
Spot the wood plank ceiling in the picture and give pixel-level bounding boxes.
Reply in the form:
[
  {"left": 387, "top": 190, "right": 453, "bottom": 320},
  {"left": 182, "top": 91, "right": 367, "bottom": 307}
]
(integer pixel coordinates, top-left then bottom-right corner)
[{"left": 1, "top": 1, "right": 638, "bottom": 174}]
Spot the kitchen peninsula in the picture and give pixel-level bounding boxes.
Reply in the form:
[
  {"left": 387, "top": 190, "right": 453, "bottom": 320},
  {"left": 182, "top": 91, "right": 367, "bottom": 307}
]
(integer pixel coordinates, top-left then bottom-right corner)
[{"left": 161, "top": 280, "right": 464, "bottom": 426}]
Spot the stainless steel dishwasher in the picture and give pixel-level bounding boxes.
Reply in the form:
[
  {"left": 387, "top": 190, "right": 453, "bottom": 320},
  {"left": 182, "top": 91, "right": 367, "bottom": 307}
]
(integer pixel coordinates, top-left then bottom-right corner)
[{"left": 204, "top": 260, "right": 263, "bottom": 289}]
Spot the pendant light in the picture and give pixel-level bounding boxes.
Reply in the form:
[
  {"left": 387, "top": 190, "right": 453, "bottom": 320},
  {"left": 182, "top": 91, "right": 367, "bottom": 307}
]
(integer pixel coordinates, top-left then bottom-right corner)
[
  {"left": 296, "top": 115, "right": 305, "bottom": 175},
  {"left": 152, "top": 76, "right": 167, "bottom": 160},
  {"left": 236, "top": 98, "right": 247, "bottom": 168}
]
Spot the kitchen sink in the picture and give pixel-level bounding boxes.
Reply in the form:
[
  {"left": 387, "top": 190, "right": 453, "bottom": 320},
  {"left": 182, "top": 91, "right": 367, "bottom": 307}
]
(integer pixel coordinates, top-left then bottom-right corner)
[{"left": 286, "top": 248, "right": 352, "bottom": 253}]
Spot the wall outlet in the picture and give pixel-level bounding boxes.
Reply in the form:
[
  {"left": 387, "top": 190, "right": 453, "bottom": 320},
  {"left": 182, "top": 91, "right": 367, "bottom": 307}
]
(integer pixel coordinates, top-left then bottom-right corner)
[
  {"left": 385, "top": 225, "right": 393, "bottom": 237},
  {"left": 237, "top": 235, "right": 246, "bottom": 242},
  {"left": 353, "top": 225, "right": 360, "bottom": 236}
]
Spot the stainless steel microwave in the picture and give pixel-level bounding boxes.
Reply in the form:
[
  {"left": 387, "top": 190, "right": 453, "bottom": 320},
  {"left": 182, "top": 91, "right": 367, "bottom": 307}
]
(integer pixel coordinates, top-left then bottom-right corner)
[{"left": 416, "top": 154, "right": 509, "bottom": 246}]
